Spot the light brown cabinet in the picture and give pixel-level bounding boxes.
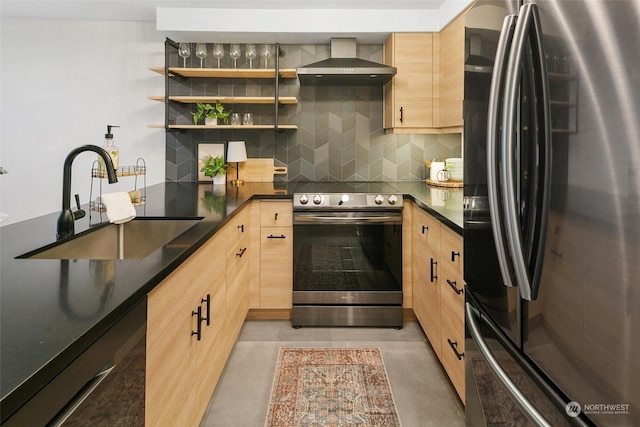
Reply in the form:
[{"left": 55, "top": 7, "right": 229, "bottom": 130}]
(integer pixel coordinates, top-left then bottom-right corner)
[
  {"left": 146, "top": 231, "right": 226, "bottom": 426},
  {"left": 439, "top": 225, "right": 465, "bottom": 402},
  {"left": 435, "top": 12, "right": 465, "bottom": 131},
  {"left": 412, "top": 204, "right": 442, "bottom": 357},
  {"left": 259, "top": 201, "right": 293, "bottom": 309},
  {"left": 410, "top": 202, "right": 465, "bottom": 402},
  {"left": 384, "top": 33, "right": 435, "bottom": 132},
  {"left": 383, "top": 12, "right": 465, "bottom": 134},
  {"left": 146, "top": 206, "right": 251, "bottom": 426}
]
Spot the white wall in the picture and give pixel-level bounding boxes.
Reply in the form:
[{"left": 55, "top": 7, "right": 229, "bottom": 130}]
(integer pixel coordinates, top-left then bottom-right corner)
[{"left": 0, "top": 18, "right": 166, "bottom": 226}]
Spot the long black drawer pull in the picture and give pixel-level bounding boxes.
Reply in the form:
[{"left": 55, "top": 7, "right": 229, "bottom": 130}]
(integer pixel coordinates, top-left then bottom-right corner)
[
  {"left": 267, "top": 234, "right": 286, "bottom": 239},
  {"left": 448, "top": 339, "right": 464, "bottom": 360},
  {"left": 191, "top": 306, "right": 202, "bottom": 341},
  {"left": 451, "top": 251, "right": 460, "bottom": 262},
  {"left": 422, "top": 225, "right": 428, "bottom": 234},
  {"left": 236, "top": 247, "right": 247, "bottom": 258},
  {"left": 446, "top": 279, "right": 463, "bottom": 295},
  {"left": 430, "top": 258, "right": 438, "bottom": 283},
  {"left": 399, "top": 106, "right": 404, "bottom": 123},
  {"left": 201, "top": 294, "right": 211, "bottom": 326}
]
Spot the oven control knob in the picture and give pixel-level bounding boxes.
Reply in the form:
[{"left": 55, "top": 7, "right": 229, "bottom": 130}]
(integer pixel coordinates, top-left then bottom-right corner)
[
  {"left": 299, "top": 194, "right": 309, "bottom": 205},
  {"left": 312, "top": 195, "right": 323, "bottom": 205},
  {"left": 374, "top": 194, "right": 384, "bottom": 205},
  {"left": 388, "top": 195, "right": 398, "bottom": 205}
]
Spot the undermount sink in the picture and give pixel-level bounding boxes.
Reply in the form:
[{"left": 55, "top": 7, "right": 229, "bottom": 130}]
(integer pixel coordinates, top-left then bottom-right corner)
[{"left": 19, "top": 218, "right": 202, "bottom": 260}]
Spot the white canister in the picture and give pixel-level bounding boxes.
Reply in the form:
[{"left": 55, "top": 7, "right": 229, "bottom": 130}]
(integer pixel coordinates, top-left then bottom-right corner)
[{"left": 430, "top": 161, "right": 445, "bottom": 181}]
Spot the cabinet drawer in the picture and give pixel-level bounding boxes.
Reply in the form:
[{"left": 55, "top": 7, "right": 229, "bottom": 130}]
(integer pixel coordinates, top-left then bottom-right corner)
[
  {"left": 441, "top": 310, "right": 465, "bottom": 403},
  {"left": 226, "top": 236, "right": 250, "bottom": 325},
  {"left": 440, "top": 262, "right": 464, "bottom": 333},
  {"left": 217, "top": 209, "right": 250, "bottom": 247},
  {"left": 440, "top": 225, "right": 463, "bottom": 275},
  {"left": 413, "top": 204, "right": 441, "bottom": 252},
  {"left": 260, "top": 201, "right": 292, "bottom": 227}
]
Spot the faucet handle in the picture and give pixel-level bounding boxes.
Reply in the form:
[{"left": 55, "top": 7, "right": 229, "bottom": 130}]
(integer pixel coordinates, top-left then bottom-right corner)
[{"left": 73, "top": 194, "right": 86, "bottom": 220}]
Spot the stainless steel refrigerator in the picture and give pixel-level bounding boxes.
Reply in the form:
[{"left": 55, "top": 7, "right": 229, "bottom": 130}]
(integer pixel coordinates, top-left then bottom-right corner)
[{"left": 463, "top": 1, "right": 640, "bottom": 425}]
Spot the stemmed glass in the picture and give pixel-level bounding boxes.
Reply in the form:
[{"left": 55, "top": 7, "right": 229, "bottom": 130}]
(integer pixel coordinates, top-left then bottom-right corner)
[
  {"left": 261, "top": 44, "right": 272, "bottom": 69},
  {"left": 178, "top": 43, "right": 191, "bottom": 67},
  {"left": 195, "top": 43, "right": 207, "bottom": 68},
  {"left": 245, "top": 44, "right": 257, "bottom": 69},
  {"left": 229, "top": 44, "right": 241, "bottom": 68},
  {"left": 212, "top": 44, "right": 225, "bottom": 68}
]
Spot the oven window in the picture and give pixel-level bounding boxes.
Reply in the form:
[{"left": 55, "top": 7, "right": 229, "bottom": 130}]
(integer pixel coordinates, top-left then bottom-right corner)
[{"left": 293, "top": 223, "right": 402, "bottom": 292}]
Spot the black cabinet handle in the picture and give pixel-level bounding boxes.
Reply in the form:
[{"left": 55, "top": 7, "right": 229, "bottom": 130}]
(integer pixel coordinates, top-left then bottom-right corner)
[
  {"left": 274, "top": 212, "right": 279, "bottom": 221},
  {"left": 446, "top": 279, "right": 463, "bottom": 295},
  {"left": 236, "top": 247, "right": 247, "bottom": 258},
  {"left": 451, "top": 251, "right": 460, "bottom": 262},
  {"left": 422, "top": 225, "right": 428, "bottom": 234},
  {"left": 267, "top": 234, "right": 286, "bottom": 239},
  {"left": 430, "top": 258, "right": 438, "bottom": 283},
  {"left": 447, "top": 339, "right": 465, "bottom": 360},
  {"left": 191, "top": 306, "right": 202, "bottom": 341},
  {"left": 238, "top": 224, "right": 244, "bottom": 233},
  {"left": 201, "top": 294, "right": 211, "bottom": 326},
  {"left": 399, "top": 106, "right": 404, "bottom": 123}
]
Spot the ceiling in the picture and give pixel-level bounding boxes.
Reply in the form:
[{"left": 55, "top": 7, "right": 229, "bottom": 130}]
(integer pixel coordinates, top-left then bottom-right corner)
[{"left": 1, "top": 0, "right": 471, "bottom": 43}]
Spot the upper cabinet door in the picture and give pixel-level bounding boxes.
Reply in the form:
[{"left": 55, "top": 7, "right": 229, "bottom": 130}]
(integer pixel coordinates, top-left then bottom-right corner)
[
  {"left": 437, "top": 13, "right": 465, "bottom": 129},
  {"left": 384, "top": 33, "right": 435, "bottom": 131}
]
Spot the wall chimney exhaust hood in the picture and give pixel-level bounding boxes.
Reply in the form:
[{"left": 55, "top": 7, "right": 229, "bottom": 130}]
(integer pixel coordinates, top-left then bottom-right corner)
[{"left": 297, "top": 38, "right": 396, "bottom": 86}]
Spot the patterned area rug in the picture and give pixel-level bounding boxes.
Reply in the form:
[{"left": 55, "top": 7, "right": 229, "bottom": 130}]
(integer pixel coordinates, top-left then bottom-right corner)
[{"left": 265, "top": 348, "right": 401, "bottom": 427}]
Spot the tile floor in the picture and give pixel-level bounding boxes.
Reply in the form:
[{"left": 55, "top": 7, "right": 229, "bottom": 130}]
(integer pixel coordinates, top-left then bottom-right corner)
[{"left": 200, "top": 320, "right": 465, "bottom": 426}]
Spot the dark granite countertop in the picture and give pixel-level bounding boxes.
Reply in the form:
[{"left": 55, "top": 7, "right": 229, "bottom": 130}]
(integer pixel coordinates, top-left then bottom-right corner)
[{"left": 0, "top": 180, "right": 461, "bottom": 418}]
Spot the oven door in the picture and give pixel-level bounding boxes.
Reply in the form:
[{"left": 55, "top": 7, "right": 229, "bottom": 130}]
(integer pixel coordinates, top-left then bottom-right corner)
[{"left": 292, "top": 210, "right": 403, "bottom": 327}]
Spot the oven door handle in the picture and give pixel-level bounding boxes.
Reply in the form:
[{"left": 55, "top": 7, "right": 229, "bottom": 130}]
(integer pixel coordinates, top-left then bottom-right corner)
[{"left": 294, "top": 215, "right": 402, "bottom": 224}]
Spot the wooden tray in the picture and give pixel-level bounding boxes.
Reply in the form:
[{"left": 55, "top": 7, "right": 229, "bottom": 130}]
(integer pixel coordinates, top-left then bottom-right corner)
[
  {"left": 426, "top": 178, "right": 463, "bottom": 188},
  {"left": 238, "top": 158, "right": 287, "bottom": 182}
]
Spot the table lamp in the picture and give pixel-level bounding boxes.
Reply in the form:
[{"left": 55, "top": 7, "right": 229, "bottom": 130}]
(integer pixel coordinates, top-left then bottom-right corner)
[{"left": 227, "top": 140, "right": 247, "bottom": 186}]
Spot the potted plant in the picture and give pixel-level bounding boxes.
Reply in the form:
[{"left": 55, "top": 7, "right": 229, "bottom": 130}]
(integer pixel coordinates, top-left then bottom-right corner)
[
  {"left": 191, "top": 100, "right": 232, "bottom": 125},
  {"left": 200, "top": 155, "right": 229, "bottom": 185}
]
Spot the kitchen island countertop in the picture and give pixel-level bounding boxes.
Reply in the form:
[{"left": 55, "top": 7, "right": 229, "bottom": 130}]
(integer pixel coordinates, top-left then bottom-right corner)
[{"left": 0, "top": 180, "right": 461, "bottom": 420}]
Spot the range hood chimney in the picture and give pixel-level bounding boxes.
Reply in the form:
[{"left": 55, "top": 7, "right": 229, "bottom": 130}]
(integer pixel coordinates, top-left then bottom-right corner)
[{"left": 297, "top": 38, "right": 397, "bottom": 86}]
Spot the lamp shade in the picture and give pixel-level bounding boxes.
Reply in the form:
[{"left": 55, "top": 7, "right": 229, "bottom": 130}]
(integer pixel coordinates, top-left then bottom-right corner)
[{"left": 227, "top": 141, "right": 247, "bottom": 162}]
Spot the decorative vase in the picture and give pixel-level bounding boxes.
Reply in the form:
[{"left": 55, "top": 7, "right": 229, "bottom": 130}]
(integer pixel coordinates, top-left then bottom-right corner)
[
  {"left": 205, "top": 117, "right": 218, "bottom": 126},
  {"left": 212, "top": 173, "right": 226, "bottom": 186}
]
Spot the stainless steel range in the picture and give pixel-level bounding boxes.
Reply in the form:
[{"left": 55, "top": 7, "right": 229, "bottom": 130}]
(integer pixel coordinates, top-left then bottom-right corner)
[{"left": 292, "top": 183, "right": 404, "bottom": 328}]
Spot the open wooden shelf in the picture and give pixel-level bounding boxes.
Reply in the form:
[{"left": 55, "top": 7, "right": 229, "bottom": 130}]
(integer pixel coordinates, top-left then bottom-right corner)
[
  {"left": 149, "top": 67, "right": 297, "bottom": 79},
  {"left": 149, "top": 124, "right": 298, "bottom": 130},
  {"left": 148, "top": 95, "right": 297, "bottom": 105}
]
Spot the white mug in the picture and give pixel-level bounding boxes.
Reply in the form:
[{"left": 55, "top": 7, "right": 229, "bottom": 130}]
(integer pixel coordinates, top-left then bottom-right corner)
[{"left": 430, "top": 162, "right": 445, "bottom": 181}]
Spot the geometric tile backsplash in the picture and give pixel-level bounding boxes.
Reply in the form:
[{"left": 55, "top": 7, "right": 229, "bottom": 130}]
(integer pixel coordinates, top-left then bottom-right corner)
[{"left": 165, "top": 43, "right": 462, "bottom": 182}]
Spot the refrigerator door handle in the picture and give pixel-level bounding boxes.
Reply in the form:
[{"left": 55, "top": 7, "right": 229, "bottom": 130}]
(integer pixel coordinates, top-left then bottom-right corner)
[
  {"left": 487, "top": 14, "right": 518, "bottom": 288},
  {"left": 528, "top": 3, "right": 553, "bottom": 300},
  {"left": 500, "top": 3, "right": 549, "bottom": 301},
  {"left": 466, "top": 302, "right": 552, "bottom": 427}
]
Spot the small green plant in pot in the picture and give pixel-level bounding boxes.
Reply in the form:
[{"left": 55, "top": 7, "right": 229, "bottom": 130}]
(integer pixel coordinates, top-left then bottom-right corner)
[
  {"left": 200, "top": 155, "right": 229, "bottom": 185},
  {"left": 191, "top": 100, "right": 231, "bottom": 125}
]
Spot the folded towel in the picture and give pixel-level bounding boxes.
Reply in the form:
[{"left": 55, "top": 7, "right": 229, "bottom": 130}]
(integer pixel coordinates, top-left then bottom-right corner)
[{"left": 100, "top": 192, "right": 137, "bottom": 224}]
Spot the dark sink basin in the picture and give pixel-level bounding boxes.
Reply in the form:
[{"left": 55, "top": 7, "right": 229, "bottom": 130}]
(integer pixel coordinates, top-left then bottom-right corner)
[{"left": 19, "top": 218, "right": 202, "bottom": 260}]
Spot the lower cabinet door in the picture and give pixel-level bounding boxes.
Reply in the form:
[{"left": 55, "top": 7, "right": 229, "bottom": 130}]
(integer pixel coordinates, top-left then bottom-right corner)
[
  {"left": 146, "top": 302, "right": 198, "bottom": 427},
  {"left": 260, "top": 226, "right": 292, "bottom": 308}
]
